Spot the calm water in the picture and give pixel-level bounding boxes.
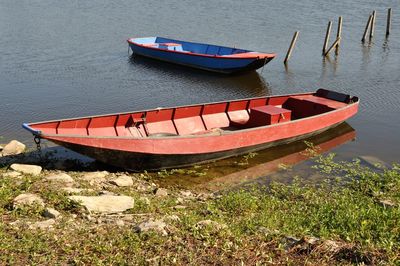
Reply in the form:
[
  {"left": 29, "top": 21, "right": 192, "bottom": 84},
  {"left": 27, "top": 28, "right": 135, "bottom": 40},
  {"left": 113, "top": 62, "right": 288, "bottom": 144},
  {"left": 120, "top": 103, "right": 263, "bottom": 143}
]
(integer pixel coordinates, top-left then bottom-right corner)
[{"left": 1, "top": 0, "right": 399, "bottom": 167}]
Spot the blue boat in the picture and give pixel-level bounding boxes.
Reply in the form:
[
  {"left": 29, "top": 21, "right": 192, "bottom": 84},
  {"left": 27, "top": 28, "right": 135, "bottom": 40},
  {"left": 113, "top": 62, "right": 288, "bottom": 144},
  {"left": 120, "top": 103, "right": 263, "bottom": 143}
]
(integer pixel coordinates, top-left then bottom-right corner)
[{"left": 127, "top": 36, "right": 276, "bottom": 74}]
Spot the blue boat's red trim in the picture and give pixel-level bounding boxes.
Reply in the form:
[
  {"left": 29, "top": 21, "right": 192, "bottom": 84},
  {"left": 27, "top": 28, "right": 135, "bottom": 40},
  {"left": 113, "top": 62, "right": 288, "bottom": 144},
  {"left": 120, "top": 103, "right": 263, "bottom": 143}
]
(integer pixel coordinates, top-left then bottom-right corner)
[{"left": 132, "top": 53, "right": 272, "bottom": 74}]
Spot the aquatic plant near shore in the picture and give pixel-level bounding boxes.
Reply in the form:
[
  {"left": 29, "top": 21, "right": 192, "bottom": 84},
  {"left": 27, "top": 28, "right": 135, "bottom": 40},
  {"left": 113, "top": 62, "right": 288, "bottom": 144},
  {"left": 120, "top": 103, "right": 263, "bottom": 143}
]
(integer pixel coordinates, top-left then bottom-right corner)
[{"left": 0, "top": 153, "right": 399, "bottom": 264}]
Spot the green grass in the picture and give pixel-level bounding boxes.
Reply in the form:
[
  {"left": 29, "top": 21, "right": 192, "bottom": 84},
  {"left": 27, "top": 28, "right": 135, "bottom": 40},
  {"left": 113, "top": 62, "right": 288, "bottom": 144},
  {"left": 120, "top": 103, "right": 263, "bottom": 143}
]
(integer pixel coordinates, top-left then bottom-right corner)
[{"left": 0, "top": 153, "right": 399, "bottom": 264}]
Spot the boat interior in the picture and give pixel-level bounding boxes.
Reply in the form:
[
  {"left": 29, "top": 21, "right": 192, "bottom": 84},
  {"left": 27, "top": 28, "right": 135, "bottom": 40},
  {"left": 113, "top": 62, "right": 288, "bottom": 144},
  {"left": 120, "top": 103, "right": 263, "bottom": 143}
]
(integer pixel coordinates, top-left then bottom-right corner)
[
  {"left": 28, "top": 89, "right": 357, "bottom": 138},
  {"left": 130, "top": 37, "right": 273, "bottom": 58}
]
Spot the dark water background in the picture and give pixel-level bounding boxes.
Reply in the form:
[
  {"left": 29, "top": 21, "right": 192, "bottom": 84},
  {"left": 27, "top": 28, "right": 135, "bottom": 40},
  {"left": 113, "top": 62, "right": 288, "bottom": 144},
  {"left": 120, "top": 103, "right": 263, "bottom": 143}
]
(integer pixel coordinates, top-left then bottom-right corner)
[{"left": 1, "top": 0, "right": 399, "bottom": 167}]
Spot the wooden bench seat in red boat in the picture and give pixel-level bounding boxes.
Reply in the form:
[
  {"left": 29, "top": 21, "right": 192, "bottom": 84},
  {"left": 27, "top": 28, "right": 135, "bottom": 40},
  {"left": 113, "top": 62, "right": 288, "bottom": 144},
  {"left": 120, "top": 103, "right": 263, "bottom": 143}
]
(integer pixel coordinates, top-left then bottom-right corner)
[
  {"left": 230, "top": 105, "right": 291, "bottom": 128},
  {"left": 290, "top": 95, "right": 348, "bottom": 109},
  {"left": 282, "top": 96, "right": 340, "bottom": 119}
]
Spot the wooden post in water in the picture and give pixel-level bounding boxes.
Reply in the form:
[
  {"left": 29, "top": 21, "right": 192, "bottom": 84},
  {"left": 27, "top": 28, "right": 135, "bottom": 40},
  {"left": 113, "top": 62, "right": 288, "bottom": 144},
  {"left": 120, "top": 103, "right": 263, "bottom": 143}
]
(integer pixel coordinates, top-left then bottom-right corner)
[
  {"left": 323, "top": 21, "right": 332, "bottom": 55},
  {"left": 324, "top": 37, "right": 340, "bottom": 56},
  {"left": 335, "top": 16, "right": 343, "bottom": 54},
  {"left": 284, "top": 31, "right": 299, "bottom": 64},
  {"left": 362, "top": 15, "right": 373, "bottom": 43},
  {"left": 370, "top": 10, "right": 376, "bottom": 38},
  {"left": 386, "top": 8, "right": 392, "bottom": 36}
]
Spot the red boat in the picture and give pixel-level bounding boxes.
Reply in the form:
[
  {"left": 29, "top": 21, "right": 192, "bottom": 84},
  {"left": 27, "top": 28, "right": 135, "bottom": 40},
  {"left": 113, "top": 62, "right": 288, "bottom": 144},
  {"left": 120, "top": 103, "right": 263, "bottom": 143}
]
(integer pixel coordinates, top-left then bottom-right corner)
[{"left": 23, "top": 89, "right": 359, "bottom": 171}]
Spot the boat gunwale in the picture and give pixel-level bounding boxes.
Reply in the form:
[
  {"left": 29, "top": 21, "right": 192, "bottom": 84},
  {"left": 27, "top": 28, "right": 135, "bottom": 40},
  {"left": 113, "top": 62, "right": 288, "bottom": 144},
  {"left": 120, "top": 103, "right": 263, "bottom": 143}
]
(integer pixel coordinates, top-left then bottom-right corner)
[
  {"left": 127, "top": 38, "right": 276, "bottom": 60},
  {"left": 26, "top": 92, "right": 360, "bottom": 140}
]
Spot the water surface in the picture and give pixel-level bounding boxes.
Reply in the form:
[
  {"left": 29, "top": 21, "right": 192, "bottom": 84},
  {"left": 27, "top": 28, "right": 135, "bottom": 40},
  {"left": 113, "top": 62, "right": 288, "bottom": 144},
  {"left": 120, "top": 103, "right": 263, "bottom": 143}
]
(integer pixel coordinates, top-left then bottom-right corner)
[{"left": 1, "top": 0, "right": 399, "bottom": 170}]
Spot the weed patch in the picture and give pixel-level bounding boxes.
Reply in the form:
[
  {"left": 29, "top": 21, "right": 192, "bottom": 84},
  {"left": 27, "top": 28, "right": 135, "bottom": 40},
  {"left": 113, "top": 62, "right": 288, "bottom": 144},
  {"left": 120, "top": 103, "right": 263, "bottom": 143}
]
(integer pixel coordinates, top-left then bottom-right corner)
[{"left": 1, "top": 153, "right": 399, "bottom": 264}]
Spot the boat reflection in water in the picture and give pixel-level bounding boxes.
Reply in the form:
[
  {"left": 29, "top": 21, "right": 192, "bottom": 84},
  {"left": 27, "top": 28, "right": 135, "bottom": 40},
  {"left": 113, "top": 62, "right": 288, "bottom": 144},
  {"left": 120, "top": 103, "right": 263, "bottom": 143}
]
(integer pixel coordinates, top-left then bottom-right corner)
[
  {"left": 129, "top": 54, "right": 272, "bottom": 96},
  {"left": 156, "top": 122, "right": 356, "bottom": 191}
]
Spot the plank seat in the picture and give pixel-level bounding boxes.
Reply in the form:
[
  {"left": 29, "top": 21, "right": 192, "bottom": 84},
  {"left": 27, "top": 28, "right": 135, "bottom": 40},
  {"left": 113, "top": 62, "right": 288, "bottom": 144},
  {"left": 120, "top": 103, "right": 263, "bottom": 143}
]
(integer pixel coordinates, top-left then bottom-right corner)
[
  {"left": 283, "top": 97, "right": 335, "bottom": 119},
  {"left": 141, "top": 43, "right": 158, "bottom": 47},
  {"left": 231, "top": 105, "right": 291, "bottom": 128},
  {"left": 290, "top": 95, "right": 347, "bottom": 109}
]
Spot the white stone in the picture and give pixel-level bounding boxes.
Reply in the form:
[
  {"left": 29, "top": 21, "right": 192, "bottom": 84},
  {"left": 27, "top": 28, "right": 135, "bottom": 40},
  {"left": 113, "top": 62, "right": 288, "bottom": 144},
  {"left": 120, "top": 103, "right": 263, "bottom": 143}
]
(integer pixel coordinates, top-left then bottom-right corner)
[
  {"left": 13, "top": 193, "right": 45, "bottom": 208},
  {"left": 29, "top": 219, "right": 56, "bottom": 230},
  {"left": 109, "top": 175, "right": 133, "bottom": 187},
  {"left": 10, "top": 163, "right": 42, "bottom": 176},
  {"left": 43, "top": 208, "right": 61, "bottom": 219},
  {"left": 45, "top": 172, "right": 74, "bottom": 183},
  {"left": 135, "top": 219, "right": 167, "bottom": 236},
  {"left": 1, "top": 140, "right": 26, "bottom": 156},
  {"left": 81, "top": 171, "right": 109, "bottom": 184},
  {"left": 154, "top": 188, "right": 168, "bottom": 197},
  {"left": 68, "top": 195, "right": 134, "bottom": 214},
  {"left": 2, "top": 171, "right": 22, "bottom": 178}
]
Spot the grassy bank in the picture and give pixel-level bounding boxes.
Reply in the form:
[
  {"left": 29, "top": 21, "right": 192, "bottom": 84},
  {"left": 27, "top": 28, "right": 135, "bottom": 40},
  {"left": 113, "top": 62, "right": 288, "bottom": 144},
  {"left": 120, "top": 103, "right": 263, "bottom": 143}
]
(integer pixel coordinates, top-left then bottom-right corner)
[{"left": 1, "top": 153, "right": 399, "bottom": 265}]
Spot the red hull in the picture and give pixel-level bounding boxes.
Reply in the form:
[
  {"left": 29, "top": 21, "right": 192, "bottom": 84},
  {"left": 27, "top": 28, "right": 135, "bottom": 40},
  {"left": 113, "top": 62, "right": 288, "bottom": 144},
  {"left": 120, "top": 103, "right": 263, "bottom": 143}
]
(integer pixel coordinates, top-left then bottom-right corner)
[{"left": 23, "top": 89, "right": 359, "bottom": 170}]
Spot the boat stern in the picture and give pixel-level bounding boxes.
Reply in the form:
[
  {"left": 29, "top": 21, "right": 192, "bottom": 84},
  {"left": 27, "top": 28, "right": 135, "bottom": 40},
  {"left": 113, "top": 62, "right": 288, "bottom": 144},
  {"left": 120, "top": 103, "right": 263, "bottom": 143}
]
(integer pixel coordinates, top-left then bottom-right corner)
[{"left": 127, "top": 37, "right": 157, "bottom": 45}]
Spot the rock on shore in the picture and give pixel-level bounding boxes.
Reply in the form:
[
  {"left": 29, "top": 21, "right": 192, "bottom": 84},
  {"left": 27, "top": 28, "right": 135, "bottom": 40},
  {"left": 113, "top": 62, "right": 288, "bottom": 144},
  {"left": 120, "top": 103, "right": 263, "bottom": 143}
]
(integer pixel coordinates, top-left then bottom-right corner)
[
  {"left": 1, "top": 140, "right": 26, "bottom": 156},
  {"left": 135, "top": 219, "right": 168, "bottom": 236},
  {"left": 2, "top": 171, "right": 22, "bottom": 178},
  {"left": 10, "top": 164, "right": 42, "bottom": 176},
  {"left": 68, "top": 195, "right": 134, "bottom": 214},
  {"left": 195, "top": 219, "right": 227, "bottom": 231},
  {"left": 13, "top": 193, "right": 45, "bottom": 208},
  {"left": 29, "top": 219, "right": 56, "bottom": 230},
  {"left": 109, "top": 175, "right": 133, "bottom": 187},
  {"left": 45, "top": 172, "right": 74, "bottom": 184},
  {"left": 43, "top": 208, "right": 62, "bottom": 219},
  {"left": 81, "top": 171, "right": 109, "bottom": 185},
  {"left": 154, "top": 188, "right": 168, "bottom": 197}
]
